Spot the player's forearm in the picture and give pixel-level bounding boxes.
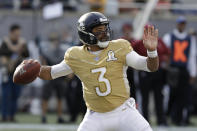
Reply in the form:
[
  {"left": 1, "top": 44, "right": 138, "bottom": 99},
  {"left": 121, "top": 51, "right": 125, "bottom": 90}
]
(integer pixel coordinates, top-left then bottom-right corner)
[
  {"left": 39, "top": 61, "right": 73, "bottom": 80},
  {"left": 147, "top": 57, "right": 159, "bottom": 72},
  {"left": 38, "top": 66, "right": 53, "bottom": 80}
]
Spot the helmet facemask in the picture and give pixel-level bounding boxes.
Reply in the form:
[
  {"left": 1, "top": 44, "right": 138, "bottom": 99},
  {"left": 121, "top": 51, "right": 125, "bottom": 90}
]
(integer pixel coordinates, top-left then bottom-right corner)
[{"left": 91, "top": 24, "right": 111, "bottom": 48}]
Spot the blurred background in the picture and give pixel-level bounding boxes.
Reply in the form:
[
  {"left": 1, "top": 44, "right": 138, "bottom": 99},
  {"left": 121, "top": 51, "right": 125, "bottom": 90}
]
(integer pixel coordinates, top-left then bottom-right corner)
[{"left": 0, "top": 0, "right": 197, "bottom": 131}]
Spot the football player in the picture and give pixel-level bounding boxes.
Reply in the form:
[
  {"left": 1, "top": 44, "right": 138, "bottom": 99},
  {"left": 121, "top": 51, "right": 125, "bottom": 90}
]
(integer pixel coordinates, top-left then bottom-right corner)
[{"left": 35, "top": 12, "right": 158, "bottom": 131}]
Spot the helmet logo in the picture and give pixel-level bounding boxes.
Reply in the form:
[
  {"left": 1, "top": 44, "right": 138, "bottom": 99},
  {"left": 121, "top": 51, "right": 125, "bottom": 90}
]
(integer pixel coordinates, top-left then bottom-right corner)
[
  {"left": 100, "top": 18, "right": 108, "bottom": 22},
  {"left": 79, "top": 22, "right": 85, "bottom": 30}
]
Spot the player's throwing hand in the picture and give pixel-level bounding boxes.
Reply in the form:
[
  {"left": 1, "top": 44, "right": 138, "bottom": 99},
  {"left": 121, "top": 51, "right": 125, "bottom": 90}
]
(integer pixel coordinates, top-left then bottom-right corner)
[{"left": 143, "top": 25, "right": 158, "bottom": 51}]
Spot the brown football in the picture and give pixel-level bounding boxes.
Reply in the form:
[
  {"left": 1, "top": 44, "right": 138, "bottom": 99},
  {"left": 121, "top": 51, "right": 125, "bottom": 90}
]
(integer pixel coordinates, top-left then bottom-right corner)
[{"left": 13, "top": 60, "right": 41, "bottom": 84}]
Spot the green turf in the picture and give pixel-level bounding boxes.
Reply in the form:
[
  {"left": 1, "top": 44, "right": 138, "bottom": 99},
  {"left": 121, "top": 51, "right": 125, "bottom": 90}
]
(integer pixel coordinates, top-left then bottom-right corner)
[
  {"left": 0, "top": 113, "right": 197, "bottom": 131},
  {"left": 191, "top": 117, "right": 197, "bottom": 125},
  {"left": 14, "top": 113, "right": 83, "bottom": 124},
  {"left": 5, "top": 113, "right": 197, "bottom": 126}
]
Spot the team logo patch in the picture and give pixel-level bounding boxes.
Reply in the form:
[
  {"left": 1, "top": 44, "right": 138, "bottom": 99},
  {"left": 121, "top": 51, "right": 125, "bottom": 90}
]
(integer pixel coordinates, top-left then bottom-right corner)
[{"left": 107, "top": 50, "right": 117, "bottom": 62}]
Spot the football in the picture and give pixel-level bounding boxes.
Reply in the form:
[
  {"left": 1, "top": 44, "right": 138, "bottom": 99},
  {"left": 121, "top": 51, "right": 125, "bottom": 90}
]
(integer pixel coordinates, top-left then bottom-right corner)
[{"left": 13, "top": 59, "right": 41, "bottom": 84}]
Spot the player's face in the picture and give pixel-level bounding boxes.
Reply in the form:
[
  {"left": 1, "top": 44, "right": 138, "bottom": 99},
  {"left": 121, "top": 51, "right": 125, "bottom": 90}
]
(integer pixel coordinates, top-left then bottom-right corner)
[
  {"left": 177, "top": 22, "right": 186, "bottom": 32},
  {"left": 92, "top": 25, "right": 109, "bottom": 42},
  {"left": 49, "top": 38, "right": 59, "bottom": 45},
  {"left": 123, "top": 27, "right": 132, "bottom": 38},
  {"left": 10, "top": 29, "right": 21, "bottom": 41}
]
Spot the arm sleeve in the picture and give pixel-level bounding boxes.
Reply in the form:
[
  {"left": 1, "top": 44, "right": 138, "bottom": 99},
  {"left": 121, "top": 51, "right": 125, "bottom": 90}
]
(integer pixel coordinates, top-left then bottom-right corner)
[
  {"left": 126, "top": 51, "right": 150, "bottom": 72},
  {"left": 188, "top": 36, "right": 197, "bottom": 77},
  {"left": 51, "top": 60, "right": 73, "bottom": 79}
]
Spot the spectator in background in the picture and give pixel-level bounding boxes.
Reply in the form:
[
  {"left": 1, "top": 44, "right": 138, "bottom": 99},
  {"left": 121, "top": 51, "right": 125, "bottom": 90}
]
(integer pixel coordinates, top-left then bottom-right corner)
[
  {"left": 158, "top": 0, "right": 171, "bottom": 4},
  {"left": 163, "top": 16, "right": 197, "bottom": 125},
  {"left": 121, "top": 23, "right": 170, "bottom": 126},
  {"left": 60, "top": 28, "right": 86, "bottom": 123},
  {"left": 121, "top": 23, "right": 137, "bottom": 99},
  {"left": 156, "top": 0, "right": 171, "bottom": 14},
  {"left": 64, "top": 73, "right": 86, "bottom": 123},
  {"left": 119, "top": 0, "right": 137, "bottom": 14},
  {"left": 0, "top": 0, "right": 13, "bottom": 9},
  {"left": 86, "top": 0, "right": 106, "bottom": 13},
  {"left": 20, "top": 0, "right": 32, "bottom": 10},
  {"left": 60, "top": 27, "right": 75, "bottom": 49},
  {"left": 133, "top": 33, "right": 170, "bottom": 126},
  {"left": 40, "top": 32, "right": 66, "bottom": 124},
  {"left": 121, "top": 23, "right": 136, "bottom": 44},
  {"left": 135, "top": 0, "right": 146, "bottom": 3},
  {"left": 0, "top": 24, "right": 29, "bottom": 122}
]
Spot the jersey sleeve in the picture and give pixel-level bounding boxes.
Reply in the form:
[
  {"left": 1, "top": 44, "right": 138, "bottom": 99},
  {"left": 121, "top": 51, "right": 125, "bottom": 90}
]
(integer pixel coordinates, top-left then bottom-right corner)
[
  {"left": 126, "top": 51, "right": 150, "bottom": 72},
  {"left": 51, "top": 60, "right": 73, "bottom": 79},
  {"left": 119, "top": 39, "right": 133, "bottom": 65},
  {"left": 64, "top": 46, "right": 80, "bottom": 73},
  {"left": 64, "top": 47, "right": 72, "bottom": 64}
]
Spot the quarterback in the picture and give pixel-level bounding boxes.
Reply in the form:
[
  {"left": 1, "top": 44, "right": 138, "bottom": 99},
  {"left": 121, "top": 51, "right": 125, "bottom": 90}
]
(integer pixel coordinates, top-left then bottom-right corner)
[{"left": 36, "top": 12, "right": 158, "bottom": 131}]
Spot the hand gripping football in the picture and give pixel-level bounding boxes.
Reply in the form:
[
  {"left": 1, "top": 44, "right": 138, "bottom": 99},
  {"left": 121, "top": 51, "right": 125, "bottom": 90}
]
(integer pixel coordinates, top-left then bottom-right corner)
[{"left": 13, "top": 59, "right": 41, "bottom": 84}]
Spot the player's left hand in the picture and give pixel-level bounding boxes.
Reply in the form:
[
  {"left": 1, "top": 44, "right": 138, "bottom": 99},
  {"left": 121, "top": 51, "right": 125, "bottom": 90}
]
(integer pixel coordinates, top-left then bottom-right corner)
[{"left": 143, "top": 25, "right": 158, "bottom": 51}]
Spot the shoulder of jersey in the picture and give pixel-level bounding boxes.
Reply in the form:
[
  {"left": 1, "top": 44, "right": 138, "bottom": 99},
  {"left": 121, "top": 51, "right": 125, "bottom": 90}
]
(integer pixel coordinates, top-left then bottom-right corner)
[
  {"left": 66, "top": 46, "right": 84, "bottom": 57},
  {"left": 67, "top": 46, "right": 83, "bottom": 53},
  {"left": 109, "top": 38, "right": 131, "bottom": 47}
]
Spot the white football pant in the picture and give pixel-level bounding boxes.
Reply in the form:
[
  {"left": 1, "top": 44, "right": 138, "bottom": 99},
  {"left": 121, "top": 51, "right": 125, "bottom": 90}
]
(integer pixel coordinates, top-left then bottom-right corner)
[{"left": 78, "top": 98, "right": 152, "bottom": 131}]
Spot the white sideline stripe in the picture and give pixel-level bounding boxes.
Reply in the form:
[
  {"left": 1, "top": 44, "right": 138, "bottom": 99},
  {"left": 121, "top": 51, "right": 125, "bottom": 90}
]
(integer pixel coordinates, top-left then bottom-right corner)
[
  {"left": 0, "top": 124, "right": 78, "bottom": 130},
  {"left": 154, "top": 127, "right": 197, "bottom": 131},
  {"left": 0, "top": 124, "right": 197, "bottom": 131}
]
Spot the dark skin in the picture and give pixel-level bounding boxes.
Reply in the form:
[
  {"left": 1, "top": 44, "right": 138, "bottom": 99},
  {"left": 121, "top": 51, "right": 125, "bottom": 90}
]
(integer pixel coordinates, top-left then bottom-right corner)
[
  {"left": 176, "top": 22, "right": 186, "bottom": 33},
  {"left": 143, "top": 25, "right": 159, "bottom": 71},
  {"left": 87, "top": 25, "right": 108, "bottom": 51}
]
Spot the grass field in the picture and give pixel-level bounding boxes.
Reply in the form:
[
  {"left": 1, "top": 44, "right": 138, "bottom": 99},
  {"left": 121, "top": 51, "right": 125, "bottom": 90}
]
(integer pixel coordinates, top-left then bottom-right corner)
[
  {"left": 0, "top": 113, "right": 197, "bottom": 131},
  {"left": 1, "top": 124, "right": 197, "bottom": 131}
]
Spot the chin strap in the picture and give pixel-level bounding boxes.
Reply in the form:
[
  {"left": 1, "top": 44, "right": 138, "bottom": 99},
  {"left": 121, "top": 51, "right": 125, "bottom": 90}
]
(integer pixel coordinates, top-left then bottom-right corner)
[{"left": 97, "top": 41, "right": 109, "bottom": 48}]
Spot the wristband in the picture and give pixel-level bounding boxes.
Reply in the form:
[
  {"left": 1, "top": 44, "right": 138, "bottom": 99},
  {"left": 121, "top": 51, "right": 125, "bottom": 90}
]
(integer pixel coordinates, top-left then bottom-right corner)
[{"left": 147, "top": 50, "right": 158, "bottom": 58}]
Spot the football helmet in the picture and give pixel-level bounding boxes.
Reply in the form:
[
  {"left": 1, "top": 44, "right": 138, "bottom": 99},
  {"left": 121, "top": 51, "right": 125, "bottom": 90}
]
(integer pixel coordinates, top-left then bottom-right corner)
[{"left": 77, "top": 12, "right": 111, "bottom": 48}]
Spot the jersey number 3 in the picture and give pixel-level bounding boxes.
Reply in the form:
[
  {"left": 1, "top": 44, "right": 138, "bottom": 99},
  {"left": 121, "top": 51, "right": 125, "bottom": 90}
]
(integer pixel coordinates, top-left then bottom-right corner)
[{"left": 91, "top": 67, "right": 111, "bottom": 96}]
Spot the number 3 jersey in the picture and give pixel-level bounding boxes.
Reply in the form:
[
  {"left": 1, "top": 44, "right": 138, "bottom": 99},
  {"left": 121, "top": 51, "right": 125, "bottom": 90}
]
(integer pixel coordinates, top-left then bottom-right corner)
[{"left": 64, "top": 39, "right": 133, "bottom": 113}]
